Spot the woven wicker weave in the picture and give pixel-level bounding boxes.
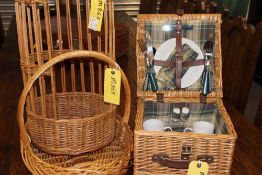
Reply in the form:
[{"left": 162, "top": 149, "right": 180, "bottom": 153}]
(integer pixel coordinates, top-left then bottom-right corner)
[
  {"left": 134, "top": 14, "right": 237, "bottom": 175},
  {"left": 27, "top": 92, "right": 116, "bottom": 155},
  {"left": 18, "top": 51, "right": 132, "bottom": 174}
]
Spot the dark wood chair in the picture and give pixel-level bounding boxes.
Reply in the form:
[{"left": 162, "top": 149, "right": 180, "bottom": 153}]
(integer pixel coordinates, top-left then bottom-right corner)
[
  {"left": 139, "top": 0, "right": 225, "bottom": 15},
  {"left": 221, "top": 19, "right": 262, "bottom": 114},
  {"left": 255, "top": 96, "right": 262, "bottom": 131}
]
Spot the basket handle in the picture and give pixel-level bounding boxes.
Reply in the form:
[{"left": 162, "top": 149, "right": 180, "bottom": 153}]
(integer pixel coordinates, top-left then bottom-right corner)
[{"left": 17, "top": 51, "right": 131, "bottom": 145}]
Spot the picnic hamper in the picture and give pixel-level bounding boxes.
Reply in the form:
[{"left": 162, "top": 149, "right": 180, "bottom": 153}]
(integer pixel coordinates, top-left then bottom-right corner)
[
  {"left": 134, "top": 14, "right": 237, "bottom": 175},
  {"left": 18, "top": 51, "right": 132, "bottom": 174}
]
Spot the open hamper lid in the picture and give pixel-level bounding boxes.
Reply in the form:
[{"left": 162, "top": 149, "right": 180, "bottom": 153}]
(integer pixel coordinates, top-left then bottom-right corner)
[{"left": 136, "top": 14, "right": 223, "bottom": 99}]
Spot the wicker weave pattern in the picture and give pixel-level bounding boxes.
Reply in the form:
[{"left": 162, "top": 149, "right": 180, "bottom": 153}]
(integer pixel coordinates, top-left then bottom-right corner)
[
  {"left": 134, "top": 98, "right": 236, "bottom": 175},
  {"left": 27, "top": 92, "right": 116, "bottom": 155},
  {"left": 15, "top": 0, "right": 115, "bottom": 85}
]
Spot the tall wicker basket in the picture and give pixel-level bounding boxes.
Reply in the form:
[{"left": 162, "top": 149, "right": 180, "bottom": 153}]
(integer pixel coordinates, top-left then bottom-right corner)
[
  {"left": 18, "top": 51, "right": 132, "bottom": 174},
  {"left": 15, "top": 0, "right": 116, "bottom": 85},
  {"left": 15, "top": 0, "right": 117, "bottom": 155},
  {"left": 134, "top": 14, "right": 237, "bottom": 175}
]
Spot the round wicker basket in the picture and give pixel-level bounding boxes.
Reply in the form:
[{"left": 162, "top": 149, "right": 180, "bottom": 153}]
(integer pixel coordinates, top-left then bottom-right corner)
[{"left": 27, "top": 92, "right": 116, "bottom": 155}]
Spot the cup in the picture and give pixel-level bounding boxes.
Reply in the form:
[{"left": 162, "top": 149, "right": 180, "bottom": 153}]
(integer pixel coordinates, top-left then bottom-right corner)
[
  {"left": 143, "top": 119, "right": 172, "bottom": 131},
  {"left": 184, "top": 121, "right": 214, "bottom": 134}
]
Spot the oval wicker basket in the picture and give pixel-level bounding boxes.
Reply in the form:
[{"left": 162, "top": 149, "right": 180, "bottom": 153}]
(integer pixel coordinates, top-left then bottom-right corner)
[
  {"left": 27, "top": 92, "right": 116, "bottom": 155},
  {"left": 18, "top": 51, "right": 132, "bottom": 174}
]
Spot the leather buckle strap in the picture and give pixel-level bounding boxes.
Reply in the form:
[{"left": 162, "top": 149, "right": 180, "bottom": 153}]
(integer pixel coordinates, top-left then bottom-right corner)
[
  {"left": 175, "top": 20, "right": 182, "bottom": 90},
  {"left": 153, "top": 59, "right": 205, "bottom": 68}
]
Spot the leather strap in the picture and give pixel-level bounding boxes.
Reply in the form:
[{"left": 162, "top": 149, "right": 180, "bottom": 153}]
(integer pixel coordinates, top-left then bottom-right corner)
[
  {"left": 152, "top": 154, "right": 214, "bottom": 169},
  {"left": 153, "top": 59, "right": 205, "bottom": 68},
  {"left": 175, "top": 20, "right": 183, "bottom": 90}
]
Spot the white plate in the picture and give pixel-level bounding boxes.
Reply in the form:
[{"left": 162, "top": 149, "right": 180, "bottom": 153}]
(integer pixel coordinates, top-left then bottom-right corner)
[{"left": 154, "top": 38, "right": 204, "bottom": 88}]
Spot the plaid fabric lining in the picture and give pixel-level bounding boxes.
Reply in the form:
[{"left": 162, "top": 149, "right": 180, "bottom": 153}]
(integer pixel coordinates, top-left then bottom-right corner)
[
  {"left": 143, "top": 101, "right": 228, "bottom": 134},
  {"left": 145, "top": 20, "right": 216, "bottom": 90},
  {"left": 156, "top": 44, "right": 199, "bottom": 90}
]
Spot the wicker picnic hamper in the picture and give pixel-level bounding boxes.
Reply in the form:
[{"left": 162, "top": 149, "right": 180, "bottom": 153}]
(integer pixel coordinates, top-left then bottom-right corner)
[
  {"left": 134, "top": 14, "right": 237, "bottom": 175},
  {"left": 18, "top": 51, "right": 132, "bottom": 174}
]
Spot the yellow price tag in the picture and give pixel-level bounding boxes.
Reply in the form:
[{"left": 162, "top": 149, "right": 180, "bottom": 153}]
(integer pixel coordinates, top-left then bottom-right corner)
[
  {"left": 187, "top": 161, "right": 209, "bottom": 175},
  {"left": 104, "top": 68, "right": 121, "bottom": 105},
  {"left": 88, "top": 0, "right": 105, "bottom": 31}
]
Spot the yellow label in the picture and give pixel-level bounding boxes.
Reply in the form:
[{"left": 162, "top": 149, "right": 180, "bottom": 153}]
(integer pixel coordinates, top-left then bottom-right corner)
[
  {"left": 104, "top": 68, "right": 121, "bottom": 105},
  {"left": 88, "top": 0, "right": 105, "bottom": 31},
  {"left": 187, "top": 161, "right": 209, "bottom": 175}
]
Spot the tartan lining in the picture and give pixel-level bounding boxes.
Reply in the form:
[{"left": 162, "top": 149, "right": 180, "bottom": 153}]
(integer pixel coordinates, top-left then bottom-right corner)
[
  {"left": 144, "top": 20, "right": 216, "bottom": 90},
  {"left": 143, "top": 101, "right": 228, "bottom": 134}
]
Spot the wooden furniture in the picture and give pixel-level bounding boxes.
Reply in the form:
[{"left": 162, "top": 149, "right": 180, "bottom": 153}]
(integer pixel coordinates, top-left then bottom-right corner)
[
  {"left": 0, "top": 13, "right": 261, "bottom": 175},
  {"left": 221, "top": 18, "right": 262, "bottom": 114},
  {"left": 255, "top": 96, "right": 262, "bottom": 131},
  {"left": 40, "top": 16, "right": 128, "bottom": 59},
  {"left": 139, "top": 0, "right": 225, "bottom": 14}
]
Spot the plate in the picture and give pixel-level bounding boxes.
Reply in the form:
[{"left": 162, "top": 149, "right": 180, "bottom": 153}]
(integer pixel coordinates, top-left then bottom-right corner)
[{"left": 154, "top": 38, "right": 204, "bottom": 88}]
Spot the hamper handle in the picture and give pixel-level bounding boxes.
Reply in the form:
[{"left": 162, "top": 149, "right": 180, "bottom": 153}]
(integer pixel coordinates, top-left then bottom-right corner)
[
  {"left": 17, "top": 51, "right": 131, "bottom": 145},
  {"left": 152, "top": 154, "right": 214, "bottom": 169}
]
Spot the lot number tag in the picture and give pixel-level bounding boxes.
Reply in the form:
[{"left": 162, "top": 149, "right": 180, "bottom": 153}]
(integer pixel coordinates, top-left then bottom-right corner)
[
  {"left": 104, "top": 68, "right": 121, "bottom": 105},
  {"left": 187, "top": 161, "right": 209, "bottom": 175},
  {"left": 88, "top": 0, "right": 105, "bottom": 31}
]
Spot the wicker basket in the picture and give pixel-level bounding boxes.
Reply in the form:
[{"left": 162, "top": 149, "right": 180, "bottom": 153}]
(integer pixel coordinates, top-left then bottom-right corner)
[
  {"left": 15, "top": 0, "right": 116, "bottom": 85},
  {"left": 134, "top": 14, "right": 237, "bottom": 175},
  {"left": 18, "top": 51, "right": 132, "bottom": 174},
  {"left": 26, "top": 92, "right": 116, "bottom": 155},
  {"left": 18, "top": 50, "right": 131, "bottom": 153}
]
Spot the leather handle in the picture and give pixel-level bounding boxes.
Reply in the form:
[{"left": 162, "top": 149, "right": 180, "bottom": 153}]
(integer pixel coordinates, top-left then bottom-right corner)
[
  {"left": 152, "top": 154, "right": 214, "bottom": 169},
  {"left": 152, "top": 154, "right": 190, "bottom": 169}
]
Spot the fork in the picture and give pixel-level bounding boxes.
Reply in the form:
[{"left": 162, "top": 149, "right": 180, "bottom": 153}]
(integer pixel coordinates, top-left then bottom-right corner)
[{"left": 201, "top": 40, "right": 214, "bottom": 96}]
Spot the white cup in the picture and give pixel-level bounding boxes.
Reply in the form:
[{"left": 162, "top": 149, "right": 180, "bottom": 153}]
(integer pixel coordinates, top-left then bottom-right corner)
[
  {"left": 184, "top": 121, "right": 214, "bottom": 134},
  {"left": 143, "top": 119, "right": 172, "bottom": 131}
]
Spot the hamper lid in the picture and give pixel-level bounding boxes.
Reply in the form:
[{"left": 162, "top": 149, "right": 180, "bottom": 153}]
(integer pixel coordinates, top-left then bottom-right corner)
[{"left": 136, "top": 14, "right": 223, "bottom": 99}]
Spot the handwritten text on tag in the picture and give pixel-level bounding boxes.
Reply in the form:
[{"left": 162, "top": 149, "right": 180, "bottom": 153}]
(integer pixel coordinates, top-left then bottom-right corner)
[
  {"left": 104, "top": 68, "right": 121, "bottom": 105},
  {"left": 88, "top": 0, "right": 105, "bottom": 31}
]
